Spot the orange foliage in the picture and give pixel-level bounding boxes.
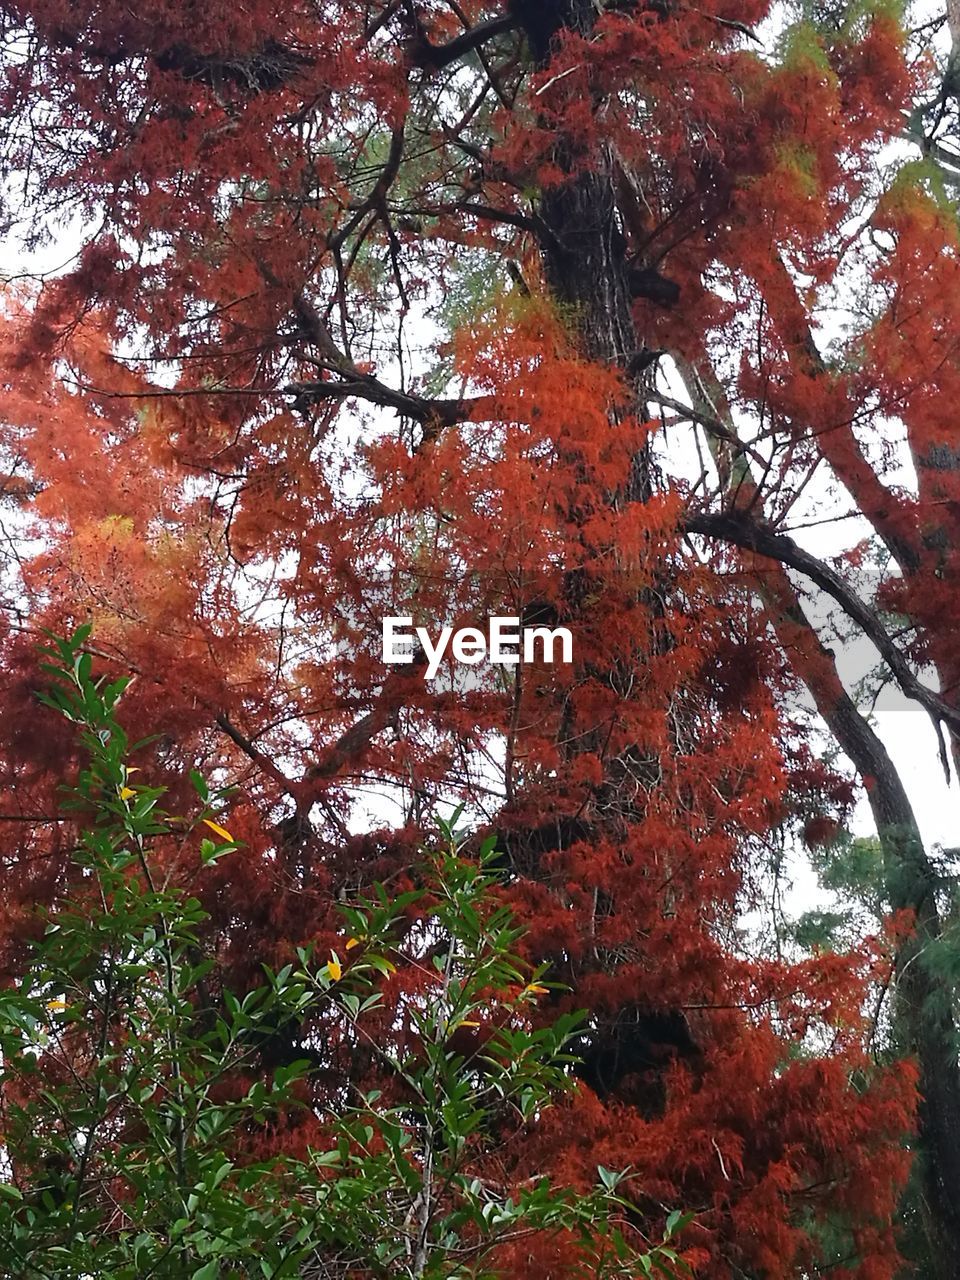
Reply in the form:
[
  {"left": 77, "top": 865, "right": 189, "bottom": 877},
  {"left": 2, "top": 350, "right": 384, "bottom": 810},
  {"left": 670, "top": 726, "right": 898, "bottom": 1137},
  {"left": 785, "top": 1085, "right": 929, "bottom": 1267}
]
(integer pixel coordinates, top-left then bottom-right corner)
[{"left": 0, "top": 3, "right": 930, "bottom": 1275}]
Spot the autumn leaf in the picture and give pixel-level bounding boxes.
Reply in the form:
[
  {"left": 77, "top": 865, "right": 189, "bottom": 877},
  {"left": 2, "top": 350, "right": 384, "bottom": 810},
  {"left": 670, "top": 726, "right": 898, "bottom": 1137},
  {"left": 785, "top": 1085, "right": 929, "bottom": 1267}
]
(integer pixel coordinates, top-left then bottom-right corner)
[{"left": 202, "top": 819, "right": 234, "bottom": 843}]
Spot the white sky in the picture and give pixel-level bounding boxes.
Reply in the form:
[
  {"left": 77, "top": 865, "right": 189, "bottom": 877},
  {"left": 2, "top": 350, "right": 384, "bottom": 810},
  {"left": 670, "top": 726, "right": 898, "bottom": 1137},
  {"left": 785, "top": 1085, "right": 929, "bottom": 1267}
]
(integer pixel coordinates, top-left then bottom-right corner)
[{"left": 862, "top": 714, "right": 956, "bottom": 851}]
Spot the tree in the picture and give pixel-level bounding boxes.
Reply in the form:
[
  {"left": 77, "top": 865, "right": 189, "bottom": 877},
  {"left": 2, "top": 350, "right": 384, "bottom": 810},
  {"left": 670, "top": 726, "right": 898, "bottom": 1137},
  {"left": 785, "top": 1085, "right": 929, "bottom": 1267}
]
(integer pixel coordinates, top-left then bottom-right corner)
[
  {"left": 0, "top": 1, "right": 940, "bottom": 1274},
  {"left": 0, "top": 626, "right": 691, "bottom": 1279}
]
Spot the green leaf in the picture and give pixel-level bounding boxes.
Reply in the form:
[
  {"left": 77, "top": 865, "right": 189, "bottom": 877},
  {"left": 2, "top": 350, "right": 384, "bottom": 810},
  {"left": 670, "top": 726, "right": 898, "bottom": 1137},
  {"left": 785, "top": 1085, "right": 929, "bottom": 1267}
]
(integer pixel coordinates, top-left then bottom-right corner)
[
  {"left": 190, "top": 769, "right": 210, "bottom": 801},
  {"left": 665, "top": 1208, "right": 692, "bottom": 1237},
  {"left": 14, "top": 639, "right": 696, "bottom": 1279}
]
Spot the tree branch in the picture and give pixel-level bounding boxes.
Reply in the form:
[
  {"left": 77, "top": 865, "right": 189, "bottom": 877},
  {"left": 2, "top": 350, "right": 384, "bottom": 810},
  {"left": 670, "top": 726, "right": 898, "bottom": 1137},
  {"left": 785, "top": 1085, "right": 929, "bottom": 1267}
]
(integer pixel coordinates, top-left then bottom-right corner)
[
  {"left": 215, "top": 713, "right": 304, "bottom": 799},
  {"left": 407, "top": 14, "right": 518, "bottom": 69},
  {"left": 653, "top": 393, "right": 768, "bottom": 473},
  {"left": 686, "top": 509, "right": 956, "bottom": 770},
  {"left": 286, "top": 371, "right": 485, "bottom": 439}
]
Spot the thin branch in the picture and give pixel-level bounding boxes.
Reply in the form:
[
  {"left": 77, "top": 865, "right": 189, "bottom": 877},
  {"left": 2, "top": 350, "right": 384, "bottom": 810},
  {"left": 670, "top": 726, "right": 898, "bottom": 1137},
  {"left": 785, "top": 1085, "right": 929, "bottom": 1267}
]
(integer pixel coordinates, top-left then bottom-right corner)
[
  {"left": 214, "top": 713, "right": 302, "bottom": 800},
  {"left": 653, "top": 393, "right": 768, "bottom": 472}
]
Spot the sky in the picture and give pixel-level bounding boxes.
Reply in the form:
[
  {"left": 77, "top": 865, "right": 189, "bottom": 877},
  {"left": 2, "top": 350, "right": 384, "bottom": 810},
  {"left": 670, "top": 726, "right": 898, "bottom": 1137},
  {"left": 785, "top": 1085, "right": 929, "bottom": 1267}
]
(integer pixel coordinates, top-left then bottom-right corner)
[{"left": 860, "top": 714, "right": 955, "bottom": 851}]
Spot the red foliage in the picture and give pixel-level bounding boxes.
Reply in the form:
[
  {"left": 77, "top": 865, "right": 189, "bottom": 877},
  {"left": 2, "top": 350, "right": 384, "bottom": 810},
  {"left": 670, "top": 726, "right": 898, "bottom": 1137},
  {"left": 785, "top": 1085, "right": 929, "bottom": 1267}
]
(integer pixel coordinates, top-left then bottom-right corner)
[{"left": 0, "top": 3, "right": 929, "bottom": 1274}]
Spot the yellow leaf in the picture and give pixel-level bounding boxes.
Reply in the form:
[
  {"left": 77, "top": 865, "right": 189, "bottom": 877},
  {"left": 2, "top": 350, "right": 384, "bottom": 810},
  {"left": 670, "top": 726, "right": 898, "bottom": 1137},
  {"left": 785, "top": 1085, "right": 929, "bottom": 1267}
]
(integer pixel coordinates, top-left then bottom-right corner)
[
  {"left": 457, "top": 1020, "right": 481, "bottom": 1029},
  {"left": 524, "top": 984, "right": 549, "bottom": 997},
  {"left": 202, "top": 819, "right": 234, "bottom": 843},
  {"left": 345, "top": 937, "right": 362, "bottom": 950},
  {"left": 119, "top": 786, "right": 136, "bottom": 800},
  {"left": 46, "top": 999, "right": 68, "bottom": 1012},
  {"left": 326, "top": 958, "right": 342, "bottom": 982}
]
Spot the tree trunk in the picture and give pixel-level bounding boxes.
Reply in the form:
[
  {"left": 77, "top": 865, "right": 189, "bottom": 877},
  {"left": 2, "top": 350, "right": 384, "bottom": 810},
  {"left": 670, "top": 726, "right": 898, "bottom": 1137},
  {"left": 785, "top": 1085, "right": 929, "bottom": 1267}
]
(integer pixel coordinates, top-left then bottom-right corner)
[
  {"left": 680, "top": 346, "right": 960, "bottom": 1277},
  {"left": 814, "top": 675, "right": 960, "bottom": 1280}
]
